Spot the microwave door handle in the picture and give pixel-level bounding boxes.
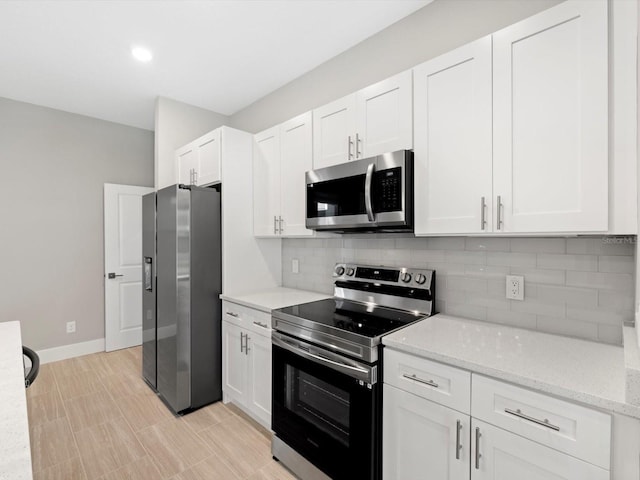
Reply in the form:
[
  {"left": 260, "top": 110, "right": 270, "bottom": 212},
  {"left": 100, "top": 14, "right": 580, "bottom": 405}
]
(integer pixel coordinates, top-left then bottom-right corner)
[{"left": 364, "top": 162, "right": 375, "bottom": 222}]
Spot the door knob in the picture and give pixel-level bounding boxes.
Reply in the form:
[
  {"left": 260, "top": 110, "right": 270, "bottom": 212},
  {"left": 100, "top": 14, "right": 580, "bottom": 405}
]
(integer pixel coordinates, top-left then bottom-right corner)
[{"left": 107, "top": 273, "right": 124, "bottom": 279}]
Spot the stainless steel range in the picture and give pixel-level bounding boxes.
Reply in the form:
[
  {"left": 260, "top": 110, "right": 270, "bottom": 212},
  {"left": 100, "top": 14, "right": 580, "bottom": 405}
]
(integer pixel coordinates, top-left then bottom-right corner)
[{"left": 271, "top": 264, "right": 436, "bottom": 480}]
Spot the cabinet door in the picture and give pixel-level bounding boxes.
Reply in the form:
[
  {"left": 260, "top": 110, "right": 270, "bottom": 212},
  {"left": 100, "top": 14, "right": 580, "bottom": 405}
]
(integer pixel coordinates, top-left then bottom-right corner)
[
  {"left": 222, "top": 320, "right": 246, "bottom": 405},
  {"left": 312, "top": 94, "right": 357, "bottom": 169},
  {"left": 414, "top": 36, "right": 493, "bottom": 235},
  {"left": 383, "top": 384, "right": 470, "bottom": 480},
  {"left": 280, "top": 111, "right": 314, "bottom": 237},
  {"left": 253, "top": 126, "right": 281, "bottom": 237},
  {"left": 356, "top": 70, "right": 413, "bottom": 159},
  {"left": 471, "top": 420, "right": 609, "bottom": 480},
  {"left": 247, "top": 331, "right": 272, "bottom": 428},
  {"left": 176, "top": 145, "right": 197, "bottom": 185},
  {"left": 195, "top": 129, "right": 221, "bottom": 186},
  {"left": 493, "top": 0, "right": 608, "bottom": 233}
]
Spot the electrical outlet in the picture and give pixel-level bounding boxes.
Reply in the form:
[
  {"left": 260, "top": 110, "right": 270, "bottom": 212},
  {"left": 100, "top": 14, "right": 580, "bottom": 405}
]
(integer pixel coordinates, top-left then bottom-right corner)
[
  {"left": 66, "top": 321, "right": 76, "bottom": 334},
  {"left": 292, "top": 258, "right": 299, "bottom": 274},
  {"left": 505, "top": 275, "right": 524, "bottom": 301}
]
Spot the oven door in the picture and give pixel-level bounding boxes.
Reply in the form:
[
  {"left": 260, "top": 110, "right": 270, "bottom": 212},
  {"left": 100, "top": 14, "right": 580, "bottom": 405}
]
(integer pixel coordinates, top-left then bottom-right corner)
[{"left": 272, "top": 332, "right": 380, "bottom": 480}]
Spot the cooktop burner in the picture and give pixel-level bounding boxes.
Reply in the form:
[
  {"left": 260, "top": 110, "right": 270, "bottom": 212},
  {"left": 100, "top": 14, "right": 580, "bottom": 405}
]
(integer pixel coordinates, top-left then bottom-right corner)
[{"left": 277, "top": 298, "right": 425, "bottom": 339}]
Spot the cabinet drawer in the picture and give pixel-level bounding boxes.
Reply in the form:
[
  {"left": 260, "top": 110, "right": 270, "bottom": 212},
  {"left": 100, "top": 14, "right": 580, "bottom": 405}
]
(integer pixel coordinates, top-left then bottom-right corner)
[
  {"left": 472, "top": 375, "right": 611, "bottom": 470},
  {"left": 222, "top": 301, "right": 272, "bottom": 334},
  {"left": 384, "top": 348, "right": 471, "bottom": 414}
]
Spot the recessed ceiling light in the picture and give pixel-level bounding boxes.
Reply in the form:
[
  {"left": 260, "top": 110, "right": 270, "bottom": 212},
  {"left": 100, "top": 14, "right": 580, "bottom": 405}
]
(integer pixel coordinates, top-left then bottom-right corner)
[{"left": 131, "top": 46, "right": 153, "bottom": 63}]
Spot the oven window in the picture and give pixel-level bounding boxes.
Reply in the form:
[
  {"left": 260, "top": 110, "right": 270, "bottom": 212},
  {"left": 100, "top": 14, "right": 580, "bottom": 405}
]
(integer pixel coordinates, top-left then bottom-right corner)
[
  {"left": 306, "top": 174, "right": 366, "bottom": 218},
  {"left": 285, "top": 365, "right": 350, "bottom": 446}
]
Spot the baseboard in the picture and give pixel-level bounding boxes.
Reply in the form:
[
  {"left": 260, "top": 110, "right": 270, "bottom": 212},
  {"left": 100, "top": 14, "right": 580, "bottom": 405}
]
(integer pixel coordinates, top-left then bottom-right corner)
[{"left": 37, "top": 338, "right": 105, "bottom": 364}]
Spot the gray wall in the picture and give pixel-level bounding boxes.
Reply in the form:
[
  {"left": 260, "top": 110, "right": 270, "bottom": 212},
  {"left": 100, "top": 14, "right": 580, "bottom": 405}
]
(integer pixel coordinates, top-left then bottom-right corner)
[
  {"left": 283, "top": 236, "right": 635, "bottom": 345},
  {"left": 229, "top": 0, "right": 561, "bottom": 133},
  {"left": 155, "top": 97, "right": 229, "bottom": 188},
  {"left": 0, "top": 97, "right": 153, "bottom": 350}
]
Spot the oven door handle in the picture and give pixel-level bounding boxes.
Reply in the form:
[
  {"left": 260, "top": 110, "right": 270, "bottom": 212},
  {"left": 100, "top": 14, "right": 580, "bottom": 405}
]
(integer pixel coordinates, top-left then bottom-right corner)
[
  {"left": 272, "top": 333, "right": 375, "bottom": 384},
  {"left": 364, "top": 162, "right": 375, "bottom": 222}
]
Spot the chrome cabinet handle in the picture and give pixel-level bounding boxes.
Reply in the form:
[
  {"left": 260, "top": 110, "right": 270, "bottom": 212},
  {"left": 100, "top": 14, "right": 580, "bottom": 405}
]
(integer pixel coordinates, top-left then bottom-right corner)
[
  {"left": 356, "top": 133, "right": 361, "bottom": 158},
  {"left": 475, "top": 427, "right": 481, "bottom": 469},
  {"left": 480, "top": 196, "right": 486, "bottom": 230},
  {"left": 496, "top": 195, "right": 503, "bottom": 230},
  {"left": 240, "top": 332, "right": 245, "bottom": 353},
  {"left": 189, "top": 168, "right": 193, "bottom": 184},
  {"left": 244, "top": 334, "right": 250, "bottom": 355},
  {"left": 364, "top": 162, "right": 375, "bottom": 222},
  {"left": 278, "top": 216, "right": 284, "bottom": 234},
  {"left": 402, "top": 373, "right": 438, "bottom": 389},
  {"left": 504, "top": 408, "right": 560, "bottom": 431},
  {"left": 193, "top": 169, "right": 198, "bottom": 185},
  {"left": 455, "top": 420, "right": 462, "bottom": 460},
  {"left": 273, "top": 216, "right": 278, "bottom": 235},
  {"left": 226, "top": 311, "right": 239, "bottom": 318},
  {"left": 348, "top": 135, "right": 354, "bottom": 160},
  {"left": 253, "top": 321, "right": 269, "bottom": 329}
]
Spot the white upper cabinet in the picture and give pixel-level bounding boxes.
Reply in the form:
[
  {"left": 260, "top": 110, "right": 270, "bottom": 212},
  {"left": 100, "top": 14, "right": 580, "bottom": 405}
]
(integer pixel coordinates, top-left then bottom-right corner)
[
  {"left": 414, "top": 36, "right": 493, "bottom": 235},
  {"left": 253, "top": 112, "right": 314, "bottom": 237},
  {"left": 175, "top": 128, "right": 222, "bottom": 187},
  {"left": 253, "top": 126, "right": 281, "bottom": 237},
  {"left": 356, "top": 70, "right": 413, "bottom": 159},
  {"left": 313, "top": 70, "right": 413, "bottom": 169},
  {"left": 492, "top": 0, "right": 608, "bottom": 233},
  {"left": 313, "top": 95, "right": 357, "bottom": 169},
  {"left": 194, "top": 129, "right": 221, "bottom": 187},
  {"left": 414, "top": 0, "right": 611, "bottom": 236}
]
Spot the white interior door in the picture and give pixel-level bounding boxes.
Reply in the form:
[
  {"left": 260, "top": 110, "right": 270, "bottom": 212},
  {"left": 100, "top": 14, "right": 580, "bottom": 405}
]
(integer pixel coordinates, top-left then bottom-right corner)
[{"left": 104, "top": 183, "right": 153, "bottom": 352}]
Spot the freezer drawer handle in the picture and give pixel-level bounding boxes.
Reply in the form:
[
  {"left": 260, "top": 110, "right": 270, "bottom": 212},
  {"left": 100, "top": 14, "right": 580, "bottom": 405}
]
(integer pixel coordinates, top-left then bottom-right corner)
[
  {"left": 504, "top": 408, "right": 560, "bottom": 431},
  {"left": 402, "top": 373, "right": 438, "bottom": 389}
]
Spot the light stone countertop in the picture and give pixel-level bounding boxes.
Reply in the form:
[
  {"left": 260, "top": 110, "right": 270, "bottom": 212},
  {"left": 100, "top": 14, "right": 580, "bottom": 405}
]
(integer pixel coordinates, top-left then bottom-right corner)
[
  {"left": 220, "top": 287, "right": 331, "bottom": 313},
  {"left": 383, "top": 314, "right": 640, "bottom": 419},
  {"left": 0, "top": 321, "right": 33, "bottom": 480}
]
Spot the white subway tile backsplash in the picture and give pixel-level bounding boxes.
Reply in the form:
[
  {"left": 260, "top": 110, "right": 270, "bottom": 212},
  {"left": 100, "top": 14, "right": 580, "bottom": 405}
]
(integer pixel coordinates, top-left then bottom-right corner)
[
  {"left": 508, "top": 267, "right": 565, "bottom": 285},
  {"left": 282, "top": 234, "right": 634, "bottom": 345},
  {"left": 464, "top": 237, "right": 510, "bottom": 252},
  {"left": 566, "top": 237, "right": 635, "bottom": 256},
  {"left": 598, "top": 255, "right": 634, "bottom": 274},
  {"left": 536, "top": 315, "right": 599, "bottom": 341},
  {"left": 486, "top": 309, "right": 537, "bottom": 330},
  {"left": 566, "top": 271, "right": 633, "bottom": 292},
  {"left": 487, "top": 252, "right": 537, "bottom": 268},
  {"left": 536, "top": 254, "right": 598, "bottom": 272},
  {"left": 510, "top": 238, "right": 566, "bottom": 254}
]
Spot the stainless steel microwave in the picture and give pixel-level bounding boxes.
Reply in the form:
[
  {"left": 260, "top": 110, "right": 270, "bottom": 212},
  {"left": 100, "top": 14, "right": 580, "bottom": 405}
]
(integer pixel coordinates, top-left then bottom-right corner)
[{"left": 305, "top": 150, "right": 413, "bottom": 232}]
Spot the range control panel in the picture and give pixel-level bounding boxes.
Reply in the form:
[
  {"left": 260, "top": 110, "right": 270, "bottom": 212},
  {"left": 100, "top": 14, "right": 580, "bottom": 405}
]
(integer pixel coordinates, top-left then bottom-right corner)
[{"left": 333, "top": 263, "right": 434, "bottom": 289}]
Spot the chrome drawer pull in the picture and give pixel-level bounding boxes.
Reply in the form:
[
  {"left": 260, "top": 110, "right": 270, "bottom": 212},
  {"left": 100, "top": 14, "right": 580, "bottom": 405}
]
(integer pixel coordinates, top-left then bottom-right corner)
[
  {"left": 455, "top": 420, "right": 462, "bottom": 460},
  {"left": 402, "top": 373, "right": 438, "bottom": 389},
  {"left": 226, "top": 311, "right": 239, "bottom": 318},
  {"left": 253, "top": 321, "right": 269, "bottom": 329},
  {"left": 504, "top": 408, "right": 560, "bottom": 432},
  {"left": 475, "top": 427, "right": 481, "bottom": 469}
]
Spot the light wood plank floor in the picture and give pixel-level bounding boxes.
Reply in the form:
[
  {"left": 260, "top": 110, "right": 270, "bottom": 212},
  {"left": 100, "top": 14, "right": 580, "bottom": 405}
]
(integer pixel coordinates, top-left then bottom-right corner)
[{"left": 26, "top": 347, "right": 296, "bottom": 480}]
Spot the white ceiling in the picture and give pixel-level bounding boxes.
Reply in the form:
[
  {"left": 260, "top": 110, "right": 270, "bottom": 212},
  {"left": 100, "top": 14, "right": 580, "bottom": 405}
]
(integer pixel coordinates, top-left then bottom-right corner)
[{"left": 0, "top": 0, "right": 431, "bottom": 130}]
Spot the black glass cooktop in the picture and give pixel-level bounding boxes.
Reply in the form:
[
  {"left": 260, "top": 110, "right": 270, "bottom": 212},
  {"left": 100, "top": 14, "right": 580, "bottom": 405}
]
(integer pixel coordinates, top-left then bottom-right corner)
[{"left": 275, "top": 298, "right": 425, "bottom": 338}]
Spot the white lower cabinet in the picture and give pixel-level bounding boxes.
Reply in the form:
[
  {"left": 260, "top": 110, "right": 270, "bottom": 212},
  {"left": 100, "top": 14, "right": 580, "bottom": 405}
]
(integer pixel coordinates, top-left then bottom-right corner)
[
  {"left": 382, "top": 348, "right": 613, "bottom": 480},
  {"left": 383, "top": 384, "right": 470, "bottom": 480},
  {"left": 221, "top": 301, "right": 272, "bottom": 429},
  {"left": 471, "top": 419, "right": 609, "bottom": 480}
]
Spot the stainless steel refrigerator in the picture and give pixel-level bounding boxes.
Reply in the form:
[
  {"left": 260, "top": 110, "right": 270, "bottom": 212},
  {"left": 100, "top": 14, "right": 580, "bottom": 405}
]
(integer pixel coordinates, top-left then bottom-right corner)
[{"left": 142, "top": 184, "right": 222, "bottom": 414}]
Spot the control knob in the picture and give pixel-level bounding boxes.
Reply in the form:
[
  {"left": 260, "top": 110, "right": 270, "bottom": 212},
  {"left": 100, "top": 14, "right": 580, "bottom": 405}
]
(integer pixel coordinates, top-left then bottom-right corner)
[
  {"left": 335, "top": 265, "right": 346, "bottom": 276},
  {"left": 415, "top": 273, "right": 427, "bottom": 285},
  {"left": 400, "top": 272, "right": 412, "bottom": 283},
  {"left": 346, "top": 268, "right": 355, "bottom": 276}
]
